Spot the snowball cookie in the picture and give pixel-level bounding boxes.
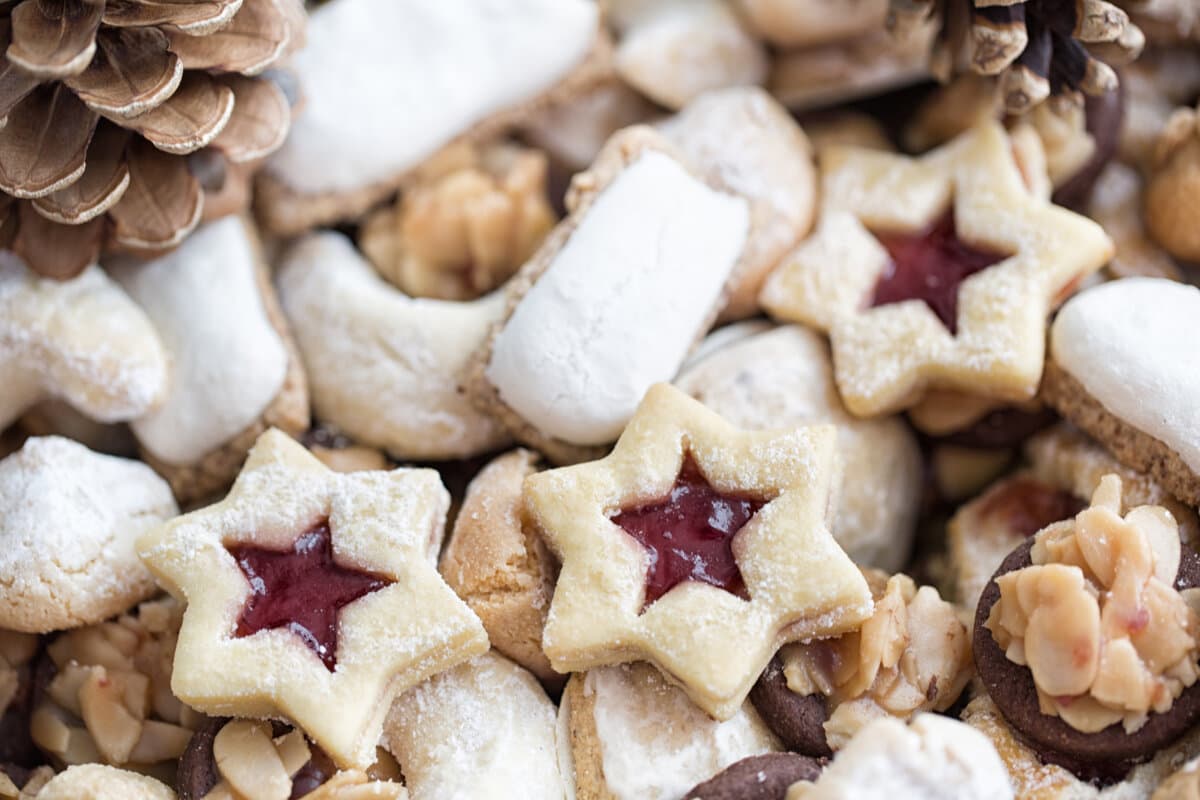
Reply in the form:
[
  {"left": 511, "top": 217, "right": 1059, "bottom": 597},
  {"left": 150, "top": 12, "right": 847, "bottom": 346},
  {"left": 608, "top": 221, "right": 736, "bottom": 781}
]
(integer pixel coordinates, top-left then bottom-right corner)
[
  {"left": 439, "top": 450, "right": 560, "bottom": 687},
  {"left": 562, "top": 662, "right": 782, "bottom": 800},
  {"left": 0, "top": 437, "right": 178, "bottom": 633},
  {"left": 787, "top": 714, "right": 1013, "bottom": 800},
  {"left": 385, "top": 651, "right": 564, "bottom": 800},
  {"left": 36, "top": 764, "right": 175, "bottom": 800},
  {"left": 675, "top": 324, "right": 922, "bottom": 571}
]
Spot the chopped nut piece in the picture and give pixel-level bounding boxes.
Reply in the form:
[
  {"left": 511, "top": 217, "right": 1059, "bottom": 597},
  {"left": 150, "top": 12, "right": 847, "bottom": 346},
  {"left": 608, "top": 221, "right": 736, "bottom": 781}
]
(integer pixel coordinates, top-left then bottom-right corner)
[
  {"left": 782, "top": 571, "right": 972, "bottom": 749},
  {"left": 31, "top": 597, "right": 194, "bottom": 769},
  {"left": 359, "top": 142, "right": 557, "bottom": 301},
  {"left": 986, "top": 474, "right": 1200, "bottom": 733},
  {"left": 214, "top": 720, "right": 292, "bottom": 800}
]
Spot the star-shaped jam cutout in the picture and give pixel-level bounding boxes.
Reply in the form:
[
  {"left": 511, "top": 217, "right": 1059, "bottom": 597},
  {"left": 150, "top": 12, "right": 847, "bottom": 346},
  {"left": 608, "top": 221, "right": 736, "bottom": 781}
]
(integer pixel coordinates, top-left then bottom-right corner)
[
  {"left": 759, "top": 121, "right": 1114, "bottom": 417},
  {"left": 527, "top": 383, "right": 873, "bottom": 720},
  {"left": 229, "top": 521, "right": 392, "bottom": 671},
  {"left": 870, "top": 211, "right": 1007, "bottom": 334},
  {"left": 135, "top": 429, "right": 488, "bottom": 770},
  {"left": 612, "top": 456, "right": 762, "bottom": 610}
]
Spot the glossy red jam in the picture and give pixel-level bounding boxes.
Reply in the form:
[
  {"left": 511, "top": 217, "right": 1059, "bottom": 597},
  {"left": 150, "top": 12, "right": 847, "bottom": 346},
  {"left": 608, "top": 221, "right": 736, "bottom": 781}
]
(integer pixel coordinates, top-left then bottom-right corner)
[
  {"left": 612, "top": 457, "right": 764, "bottom": 611},
  {"left": 871, "top": 211, "right": 1006, "bottom": 333},
  {"left": 978, "top": 479, "right": 1085, "bottom": 538},
  {"left": 229, "top": 522, "right": 391, "bottom": 671}
]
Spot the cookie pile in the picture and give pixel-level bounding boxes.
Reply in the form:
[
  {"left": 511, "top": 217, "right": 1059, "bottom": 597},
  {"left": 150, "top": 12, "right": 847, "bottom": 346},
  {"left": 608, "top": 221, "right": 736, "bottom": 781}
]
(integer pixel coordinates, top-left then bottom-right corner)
[{"left": 2, "top": 0, "right": 1200, "bottom": 798}]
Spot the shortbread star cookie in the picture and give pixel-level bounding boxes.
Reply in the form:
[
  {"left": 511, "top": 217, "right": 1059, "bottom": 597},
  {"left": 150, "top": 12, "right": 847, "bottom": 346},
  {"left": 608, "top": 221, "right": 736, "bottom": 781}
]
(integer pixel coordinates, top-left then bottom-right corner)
[
  {"left": 527, "top": 383, "right": 872, "bottom": 720},
  {"left": 0, "top": 437, "right": 177, "bottom": 633},
  {"left": 1043, "top": 278, "right": 1200, "bottom": 506},
  {"left": 0, "top": 254, "right": 167, "bottom": 432},
  {"left": 110, "top": 216, "right": 309, "bottom": 503},
  {"left": 137, "top": 429, "right": 488, "bottom": 769},
  {"left": 760, "top": 120, "right": 1113, "bottom": 417},
  {"left": 561, "top": 662, "right": 783, "bottom": 800},
  {"left": 469, "top": 127, "right": 752, "bottom": 463},
  {"left": 277, "top": 232, "right": 511, "bottom": 462},
  {"left": 257, "top": 0, "right": 608, "bottom": 236}
]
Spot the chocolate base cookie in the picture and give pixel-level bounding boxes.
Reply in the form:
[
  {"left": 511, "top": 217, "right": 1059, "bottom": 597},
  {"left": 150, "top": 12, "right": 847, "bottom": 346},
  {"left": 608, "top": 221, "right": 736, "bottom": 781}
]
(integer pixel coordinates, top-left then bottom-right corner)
[
  {"left": 974, "top": 537, "right": 1200, "bottom": 782},
  {"left": 683, "top": 752, "right": 824, "bottom": 800},
  {"left": 749, "top": 655, "right": 832, "bottom": 759}
]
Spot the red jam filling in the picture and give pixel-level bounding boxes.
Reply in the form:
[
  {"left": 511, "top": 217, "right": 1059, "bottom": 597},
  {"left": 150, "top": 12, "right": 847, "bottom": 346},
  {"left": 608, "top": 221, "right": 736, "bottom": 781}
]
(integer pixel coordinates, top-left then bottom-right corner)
[
  {"left": 228, "top": 522, "right": 391, "bottom": 671},
  {"left": 870, "top": 211, "right": 1007, "bottom": 334},
  {"left": 611, "top": 457, "right": 764, "bottom": 611},
  {"left": 978, "top": 478, "right": 1085, "bottom": 538}
]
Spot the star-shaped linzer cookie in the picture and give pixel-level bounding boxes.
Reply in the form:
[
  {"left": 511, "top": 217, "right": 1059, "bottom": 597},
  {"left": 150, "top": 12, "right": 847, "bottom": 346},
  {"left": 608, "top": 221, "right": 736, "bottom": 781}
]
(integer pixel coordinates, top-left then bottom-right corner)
[
  {"left": 759, "top": 120, "right": 1113, "bottom": 418},
  {"left": 527, "top": 383, "right": 873, "bottom": 720},
  {"left": 137, "top": 429, "right": 488, "bottom": 769}
]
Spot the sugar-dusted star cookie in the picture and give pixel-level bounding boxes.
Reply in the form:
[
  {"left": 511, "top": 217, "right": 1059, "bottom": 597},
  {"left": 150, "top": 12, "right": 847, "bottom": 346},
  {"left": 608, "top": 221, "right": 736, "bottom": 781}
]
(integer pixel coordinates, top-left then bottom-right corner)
[
  {"left": 137, "top": 429, "right": 488, "bottom": 769},
  {"left": 760, "top": 120, "right": 1113, "bottom": 418},
  {"left": 0, "top": 253, "right": 167, "bottom": 432},
  {"left": 526, "top": 383, "right": 872, "bottom": 720}
]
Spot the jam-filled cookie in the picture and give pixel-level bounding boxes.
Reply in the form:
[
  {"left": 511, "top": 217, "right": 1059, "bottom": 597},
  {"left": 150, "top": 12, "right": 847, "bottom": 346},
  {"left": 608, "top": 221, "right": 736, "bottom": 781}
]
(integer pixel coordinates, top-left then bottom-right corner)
[
  {"left": 760, "top": 120, "right": 1112, "bottom": 418},
  {"left": 528, "top": 383, "right": 872, "bottom": 719},
  {"left": 136, "top": 429, "right": 488, "bottom": 768}
]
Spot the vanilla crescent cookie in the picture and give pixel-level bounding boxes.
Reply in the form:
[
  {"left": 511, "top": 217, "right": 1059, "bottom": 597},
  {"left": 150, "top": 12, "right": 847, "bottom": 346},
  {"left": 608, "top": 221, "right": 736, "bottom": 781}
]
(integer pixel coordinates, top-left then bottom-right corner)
[
  {"left": 1044, "top": 278, "right": 1200, "bottom": 507},
  {"left": 657, "top": 87, "right": 817, "bottom": 320},
  {"left": 0, "top": 254, "right": 167, "bottom": 433},
  {"left": 257, "top": 0, "right": 608, "bottom": 235},
  {"left": 385, "top": 651, "right": 564, "bottom": 800},
  {"left": 561, "top": 662, "right": 782, "bottom": 800},
  {"left": 675, "top": 323, "right": 922, "bottom": 572},
  {"left": 110, "top": 216, "right": 309, "bottom": 503},
  {"left": 469, "top": 127, "right": 751, "bottom": 462},
  {"left": 136, "top": 429, "right": 488, "bottom": 769},
  {"left": 527, "top": 383, "right": 872, "bottom": 720},
  {"left": 0, "top": 437, "right": 177, "bottom": 634},
  {"left": 277, "top": 231, "right": 511, "bottom": 462},
  {"left": 760, "top": 120, "right": 1113, "bottom": 417}
]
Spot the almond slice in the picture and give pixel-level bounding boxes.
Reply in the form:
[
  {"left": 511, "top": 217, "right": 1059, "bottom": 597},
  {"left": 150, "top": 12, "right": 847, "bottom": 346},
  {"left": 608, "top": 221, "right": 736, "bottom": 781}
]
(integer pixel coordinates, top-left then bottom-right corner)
[{"left": 213, "top": 720, "right": 292, "bottom": 800}]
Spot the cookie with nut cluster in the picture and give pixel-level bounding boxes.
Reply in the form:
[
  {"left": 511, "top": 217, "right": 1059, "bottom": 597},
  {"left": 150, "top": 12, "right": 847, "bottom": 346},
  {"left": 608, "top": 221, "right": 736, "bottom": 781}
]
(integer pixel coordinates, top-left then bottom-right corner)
[
  {"left": 136, "top": 428, "right": 488, "bottom": 769},
  {"left": 975, "top": 474, "right": 1200, "bottom": 781}
]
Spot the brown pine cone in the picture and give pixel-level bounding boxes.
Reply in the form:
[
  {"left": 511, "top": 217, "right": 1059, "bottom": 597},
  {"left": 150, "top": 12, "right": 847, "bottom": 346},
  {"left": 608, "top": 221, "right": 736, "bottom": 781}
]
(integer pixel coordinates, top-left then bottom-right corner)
[
  {"left": 0, "top": 0, "right": 305, "bottom": 280},
  {"left": 890, "top": 0, "right": 1143, "bottom": 114}
]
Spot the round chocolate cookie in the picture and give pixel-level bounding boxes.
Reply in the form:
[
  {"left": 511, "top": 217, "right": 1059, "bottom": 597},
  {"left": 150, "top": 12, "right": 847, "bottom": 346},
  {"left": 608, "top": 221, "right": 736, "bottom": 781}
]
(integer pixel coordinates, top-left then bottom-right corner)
[
  {"left": 974, "top": 537, "right": 1200, "bottom": 781},
  {"left": 749, "top": 655, "right": 832, "bottom": 758},
  {"left": 683, "top": 752, "right": 824, "bottom": 800},
  {"left": 177, "top": 717, "right": 336, "bottom": 800},
  {"left": 1051, "top": 82, "right": 1125, "bottom": 212}
]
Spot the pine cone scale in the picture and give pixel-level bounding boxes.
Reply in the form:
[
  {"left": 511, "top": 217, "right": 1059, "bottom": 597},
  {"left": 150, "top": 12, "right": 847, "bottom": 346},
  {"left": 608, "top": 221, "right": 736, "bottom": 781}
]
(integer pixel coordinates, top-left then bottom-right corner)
[
  {"left": 120, "top": 70, "right": 232, "bottom": 154},
  {"left": 165, "top": 0, "right": 288, "bottom": 75},
  {"left": 13, "top": 198, "right": 102, "bottom": 277},
  {"left": 108, "top": 135, "right": 200, "bottom": 249},
  {"left": 66, "top": 27, "right": 181, "bottom": 117},
  {"left": 100, "top": 0, "right": 243, "bottom": 36},
  {"left": 0, "top": 84, "right": 96, "bottom": 198},
  {"left": 209, "top": 73, "right": 287, "bottom": 163},
  {"left": 7, "top": 0, "right": 102, "bottom": 79},
  {"left": 31, "top": 121, "right": 129, "bottom": 223}
]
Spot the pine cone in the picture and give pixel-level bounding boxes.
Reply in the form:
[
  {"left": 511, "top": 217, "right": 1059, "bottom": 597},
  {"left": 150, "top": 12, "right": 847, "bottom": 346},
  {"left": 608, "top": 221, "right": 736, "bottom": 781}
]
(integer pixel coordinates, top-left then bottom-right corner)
[
  {"left": 0, "top": 0, "right": 304, "bottom": 279},
  {"left": 890, "top": 0, "right": 1144, "bottom": 114}
]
